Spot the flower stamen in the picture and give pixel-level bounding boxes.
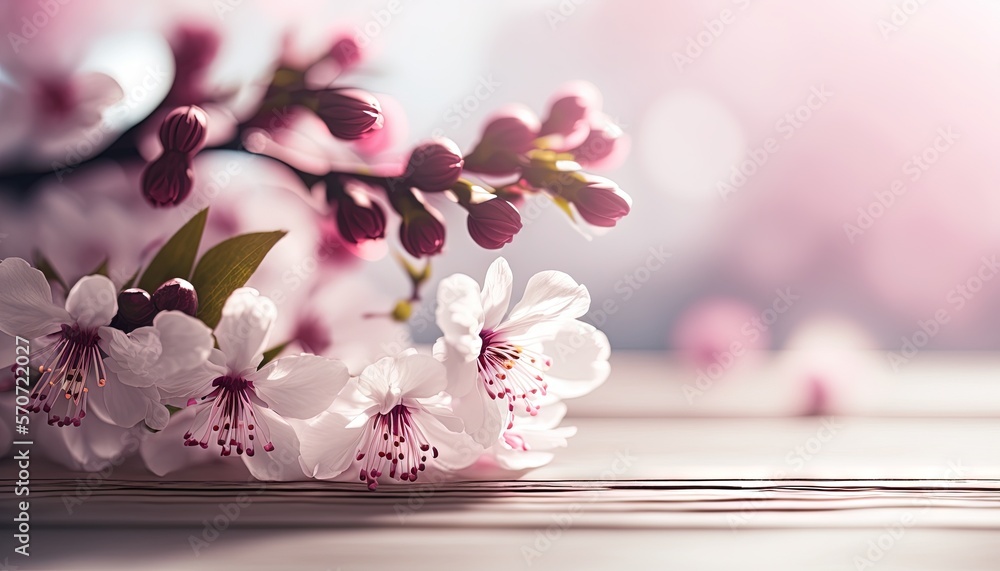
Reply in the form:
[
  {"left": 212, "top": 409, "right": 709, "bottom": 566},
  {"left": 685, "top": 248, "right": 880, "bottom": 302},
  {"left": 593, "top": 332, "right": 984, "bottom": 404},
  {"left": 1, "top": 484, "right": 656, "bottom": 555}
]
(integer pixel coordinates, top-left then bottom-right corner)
[
  {"left": 357, "top": 404, "right": 437, "bottom": 490},
  {"left": 27, "top": 324, "right": 105, "bottom": 427},
  {"left": 478, "top": 330, "right": 551, "bottom": 423},
  {"left": 183, "top": 375, "right": 273, "bottom": 456}
]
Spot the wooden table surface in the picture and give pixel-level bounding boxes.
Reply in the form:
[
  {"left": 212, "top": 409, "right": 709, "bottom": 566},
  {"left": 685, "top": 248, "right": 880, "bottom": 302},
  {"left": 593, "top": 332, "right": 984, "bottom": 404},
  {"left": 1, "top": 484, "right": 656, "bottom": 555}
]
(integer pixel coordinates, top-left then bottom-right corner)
[{"left": 4, "top": 352, "right": 1000, "bottom": 570}]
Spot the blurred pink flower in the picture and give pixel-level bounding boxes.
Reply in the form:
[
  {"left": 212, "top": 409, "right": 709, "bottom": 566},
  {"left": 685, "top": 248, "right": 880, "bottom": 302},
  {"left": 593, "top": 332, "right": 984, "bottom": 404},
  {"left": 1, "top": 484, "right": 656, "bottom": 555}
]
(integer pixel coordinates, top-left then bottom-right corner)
[{"left": 671, "top": 298, "right": 770, "bottom": 370}]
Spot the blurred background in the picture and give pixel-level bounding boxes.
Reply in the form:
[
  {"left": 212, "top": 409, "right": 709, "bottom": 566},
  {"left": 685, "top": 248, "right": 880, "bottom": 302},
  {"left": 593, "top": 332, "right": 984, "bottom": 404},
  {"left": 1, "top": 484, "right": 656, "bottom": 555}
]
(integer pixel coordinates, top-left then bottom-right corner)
[
  {"left": 360, "top": 0, "right": 1000, "bottom": 354},
  {"left": 3, "top": 0, "right": 1000, "bottom": 357}
]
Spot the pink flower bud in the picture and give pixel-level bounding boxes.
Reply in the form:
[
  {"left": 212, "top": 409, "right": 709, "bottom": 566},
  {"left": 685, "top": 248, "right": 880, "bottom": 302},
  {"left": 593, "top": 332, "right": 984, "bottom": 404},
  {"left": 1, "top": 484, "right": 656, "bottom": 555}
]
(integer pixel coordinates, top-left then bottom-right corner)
[
  {"left": 152, "top": 278, "right": 199, "bottom": 317},
  {"left": 568, "top": 177, "right": 632, "bottom": 228},
  {"left": 404, "top": 139, "right": 464, "bottom": 192},
  {"left": 142, "top": 152, "right": 194, "bottom": 207},
  {"left": 335, "top": 190, "right": 387, "bottom": 243},
  {"left": 400, "top": 208, "right": 446, "bottom": 258},
  {"left": 466, "top": 198, "right": 522, "bottom": 249},
  {"left": 330, "top": 36, "right": 362, "bottom": 70},
  {"left": 159, "top": 106, "right": 208, "bottom": 154},
  {"left": 315, "top": 88, "right": 384, "bottom": 140},
  {"left": 112, "top": 288, "right": 156, "bottom": 332}
]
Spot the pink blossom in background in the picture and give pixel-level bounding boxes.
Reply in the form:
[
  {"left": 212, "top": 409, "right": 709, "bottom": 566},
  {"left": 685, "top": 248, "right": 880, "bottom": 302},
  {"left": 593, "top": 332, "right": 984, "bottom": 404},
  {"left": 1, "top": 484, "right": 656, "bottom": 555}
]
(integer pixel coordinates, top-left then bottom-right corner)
[{"left": 671, "top": 298, "right": 770, "bottom": 371}]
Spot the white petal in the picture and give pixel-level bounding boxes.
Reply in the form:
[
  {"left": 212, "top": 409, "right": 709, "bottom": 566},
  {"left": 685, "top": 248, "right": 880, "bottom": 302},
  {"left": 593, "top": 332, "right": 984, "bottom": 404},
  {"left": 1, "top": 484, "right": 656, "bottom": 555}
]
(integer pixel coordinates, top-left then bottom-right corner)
[
  {"left": 494, "top": 449, "right": 555, "bottom": 471},
  {"left": 394, "top": 353, "right": 447, "bottom": 398},
  {"left": 214, "top": 288, "right": 276, "bottom": 373},
  {"left": 151, "top": 311, "right": 214, "bottom": 377},
  {"left": 520, "top": 425, "right": 577, "bottom": 450},
  {"left": 101, "top": 326, "right": 162, "bottom": 388},
  {"left": 241, "top": 408, "right": 307, "bottom": 481},
  {"left": 35, "top": 414, "right": 139, "bottom": 472},
  {"left": 541, "top": 320, "right": 611, "bottom": 399},
  {"left": 252, "top": 354, "right": 349, "bottom": 419},
  {"left": 140, "top": 407, "right": 217, "bottom": 476},
  {"left": 502, "top": 270, "right": 590, "bottom": 335},
  {"left": 481, "top": 257, "right": 513, "bottom": 331},
  {"left": 0, "top": 257, "right": 70, "bottom": 338},
  {"left": 92, "top": 372, "right": 161, "bottom": 429},
  {"left": 435, "top": 339, "right": 479, "bottom": 398},
  {"left": 435, "top": 273, "right": 485, "bottom": 359},
  {"left": 65, "top": 274, "right": 118, "bottom": 330},
  {"left": 357, "top": 355, "right": 395, "bottom": 407},
  {"left": 295, "top": 411, "right": 365, "bottom": 480},
  {"left": 155, "top": 348, "right": 226, "bottom": 398},
  {"left": 146, "top": 400, "right": 171, "bottom": 431},
  {"left": 416, "top": 399, "right": 465, "bottom": 433},
  {"left": 328, "top": 377, "right": 381, "bottom": 421},
  {"left": 513, "top": 398, "right": 569, "bottom": 429},
  {"left": 452, "top": 385, "right": 506, "bottom": 447},
  {"left": 414, "top": 411, "right": 482, "bottom": 471}
]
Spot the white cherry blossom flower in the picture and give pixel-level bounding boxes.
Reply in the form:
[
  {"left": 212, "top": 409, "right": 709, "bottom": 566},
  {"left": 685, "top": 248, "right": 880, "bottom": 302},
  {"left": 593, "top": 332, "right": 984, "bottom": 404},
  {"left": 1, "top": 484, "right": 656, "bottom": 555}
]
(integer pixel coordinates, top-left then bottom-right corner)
[
  {"left": 0, "top": 257, "right": 117, "bottom": 427},
  {"left": 154, "top": 288, "right": 349, "bottom": 481},
  {"left": 434, "top": 257, "right": 610, "bottom": 445},
  {"left": 298, "top": 351, "right": 478, "bottom": 490}
]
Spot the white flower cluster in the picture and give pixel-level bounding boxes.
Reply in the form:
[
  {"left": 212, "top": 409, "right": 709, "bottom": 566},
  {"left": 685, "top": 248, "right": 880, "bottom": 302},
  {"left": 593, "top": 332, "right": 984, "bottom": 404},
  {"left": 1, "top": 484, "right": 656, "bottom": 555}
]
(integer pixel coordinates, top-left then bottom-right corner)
[{"left": 0, "top": 257, "right": 608, "bottom": 488}]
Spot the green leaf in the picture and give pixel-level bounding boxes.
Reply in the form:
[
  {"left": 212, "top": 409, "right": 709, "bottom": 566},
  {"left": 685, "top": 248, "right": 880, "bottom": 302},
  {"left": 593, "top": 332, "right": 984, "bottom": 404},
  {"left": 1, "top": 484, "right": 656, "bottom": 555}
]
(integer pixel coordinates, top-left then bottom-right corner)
[
  {"left": 32, "top": 251, "right": 68, "bottom": 292},
  {"left": 137, "top": 208, "right": 209, "bottom": 293},
  {"left": 190, "top": 231, "right": 287, "bottom": 329},
  {"left": 260, "top": 340, "right": 291, "bottom": 368}
]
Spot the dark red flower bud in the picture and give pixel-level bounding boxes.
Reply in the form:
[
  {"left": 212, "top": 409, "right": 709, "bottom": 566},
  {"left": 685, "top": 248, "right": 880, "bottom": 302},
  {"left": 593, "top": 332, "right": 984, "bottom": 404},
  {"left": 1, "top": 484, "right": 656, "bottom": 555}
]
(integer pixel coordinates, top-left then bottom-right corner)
[
  {"left": 404, "top": 139, "right": 464, "bottom": 192},
  {"left": 335, "top": 190, "right": 387, "bottom": 244},
  {"left": 152, "top": 278, "right": 199, "bottom": 316},
  {"left": 399, "top": 208, "right": 446, "bottom": 258},
  {"left": 463, "top": 105, "right": 540, "bottom": 176},
  {"left": 567, "top": 177, "right": 632, "bottom": 228},
  {"left": 159, "top": 105, "right": 208, "bottom": 154},
  {"left": 539, "top": 82, "right": 600, "bottom": 144},
  {"left": 466, "top": 198, "right": 522, "bottom": 249},
  {"left": 315, "top": 88, "right": 384, "bottom": 140},
  {"left": 112, "top": 288, "right": 156, "bottom": 332},
  {"left": 142, "top": 152, "right": 193, "bottom": 207},
  {"left": 479, "top": 106, "right": 540, "bottom": 153},
  {"left": 540, "top": 96, "right": 589, "bottom": 139},
  {"left": 570, "top": 120, "right": 624, "bottom": 166}
]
